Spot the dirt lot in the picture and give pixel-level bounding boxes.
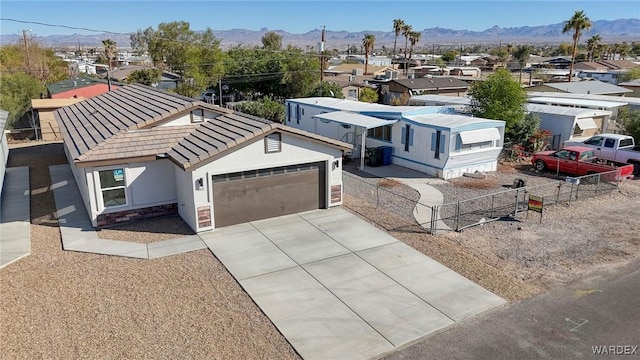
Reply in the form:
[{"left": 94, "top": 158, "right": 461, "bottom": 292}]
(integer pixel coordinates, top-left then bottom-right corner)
[{"left": 344, "top": 161, "right": 640, "bottom": 300}]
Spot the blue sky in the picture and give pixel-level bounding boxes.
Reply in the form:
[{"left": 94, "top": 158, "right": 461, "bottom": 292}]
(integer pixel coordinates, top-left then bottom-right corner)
[{"left": 1, "top": 1, "right": 638, "bottom": 36}]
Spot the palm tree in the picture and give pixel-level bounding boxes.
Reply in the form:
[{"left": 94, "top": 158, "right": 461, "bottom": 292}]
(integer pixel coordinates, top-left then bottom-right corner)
[
  {"left": 392, "top": 19, "right": 405, "bottom": 57},
  {"left": 362, "top": 33, "right": 376, "bottom": 75},
  {"left": 102, "top": 39, "right": 117, "bottom": 71},
  {"left": 513, "top": 45, "right": 531, "bottom": 84},
  {"left": 562, "top": 10, "right": 592, "bottom": 81},
  {"left": 402, "top": 24, "right": 412, "bottom": 74},
  {"left": 619, "top": 42, "right": 630, "bottom": 60},
  {"left": 586, "top": 35, "right": 601, "bottom": 61},
  {"left": 408, "top": 31, "right": 421, "bottom": 62}
]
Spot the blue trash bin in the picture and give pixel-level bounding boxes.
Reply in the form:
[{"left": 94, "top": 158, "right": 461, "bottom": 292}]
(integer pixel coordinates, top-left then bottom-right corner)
[{"left": 379, "top": 146, "right": 393, "bottom": 166}]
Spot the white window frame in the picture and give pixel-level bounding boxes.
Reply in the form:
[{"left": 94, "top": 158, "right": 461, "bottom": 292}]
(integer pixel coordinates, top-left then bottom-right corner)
[{"left": 96, "top": 166, "right": 129, "bottom": 210}]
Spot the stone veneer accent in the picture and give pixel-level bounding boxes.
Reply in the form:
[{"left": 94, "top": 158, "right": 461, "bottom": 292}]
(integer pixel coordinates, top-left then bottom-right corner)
[{"left": 96, "top": 203, "right": 178, "bottom": 227}]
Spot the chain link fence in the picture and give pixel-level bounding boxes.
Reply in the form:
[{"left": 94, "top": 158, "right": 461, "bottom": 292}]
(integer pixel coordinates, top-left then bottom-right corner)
[{"left": 343, "top": 167, "right": 622, "bottom": 235}]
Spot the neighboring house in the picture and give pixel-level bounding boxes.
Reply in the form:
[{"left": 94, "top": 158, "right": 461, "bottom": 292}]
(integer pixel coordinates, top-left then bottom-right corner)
[
  {"left": 618, "top": 79, "right": 640, "bottom": 98},
  {"left": 470, "top": 56, "right": 503, "bottom": 71},
  {"left": 448, "top": 67, "right": 482, "bottom": 78},
  {"left": 527, "top": 96, "right": 627, "bottom": 120},
  {"left": 108, "top": 65, "right": 181, "bottom": 89},
  {"left": 0, "top": 111, "right": 8, "bottom": 199},
  {"left": 341, "top": 56, "right": 392, "bottom": 67},
  {"left": 531, "top": 56, "right": 573, "bottom": 70},
  {"left": 407, "top": 94, "right": 613, "bottom": 149},
  {"left": 526, "top": 80, "right": 633, "bottom": 96},
  {"left": 47, "top": 75, "right": 118, "bottom": 99},
  {"left": 325, "top": 63, "right": 398, "bottom": 76},
  {"left": 54, "top": 85, "right": 350, "bottom": 231},
  {"left": 527, "top": 91, "right": 640, "bottom": 110},
  {"left": 574, "top": 60, "right": 637, "bottom": 85},
  {"left": 385, "top": 77, "right": 469, "bottom": 104},
  {"left": 527, "top": 103, "right": 612, "bottom": 148},
  {"left": 31, "top": 98, "right": 86, "bottom": 141},
  {"left": 284, "top": 97, "right": 506, "bottom": 179},
  {"left": 324, "top": 76, "right": 378, "bottom": 100}
]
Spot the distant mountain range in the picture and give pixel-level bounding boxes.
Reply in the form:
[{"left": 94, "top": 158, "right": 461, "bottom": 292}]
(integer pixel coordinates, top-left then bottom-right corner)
[{"left": 2, "top": 19, "right": 639, "bottom": 49}]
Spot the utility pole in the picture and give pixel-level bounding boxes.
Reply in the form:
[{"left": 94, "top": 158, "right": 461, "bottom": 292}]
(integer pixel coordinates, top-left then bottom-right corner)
[
  {"left": 22, "top": 29, "right": 31, "bottom": 71},
  {"left": 319, "top": 26, "right": 325, "bottom": 83},
  {"left": 218, "top": 78, "right": 223, "bottom": 107}
]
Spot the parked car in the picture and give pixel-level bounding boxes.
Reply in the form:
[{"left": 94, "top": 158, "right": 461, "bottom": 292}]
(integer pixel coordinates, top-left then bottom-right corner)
[
  {"left": 200, "top": 90, "right": 217, "bottom": 104},
  {"left": 564, "top": 134, "right": 640, "bottom": 176},
  {"left": 531, "top": 145, "right": 634, "bottom": 180}
]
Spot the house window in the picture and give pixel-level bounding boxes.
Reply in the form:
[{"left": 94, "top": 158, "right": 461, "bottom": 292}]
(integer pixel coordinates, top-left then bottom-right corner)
[
  {"left": 367, "top": 125, "right": 392, "bottom": 142},
  {"left": 434, "top": 130, "right": 441, "bottom": 158},
  {"left": 461, "top": 140, "right": 493, "bottom": 150},
  {"left": 98, "top": 168, "right": 127, "bottom": 208},
  {"left": 265, "top": 132, "right": 281, "bottom": 153},
  {"left": 404, "top": 125, "right": 411, "bottom": 152},
  {"left": 287, "top": 103, "right": 291, "bottom": 123},
  {"left": 191, "top": 109, "right": 204, "bottom": 123},
  {"left": 348, "top": 89, "right": 357, "bottom": 98},
  {"left": 296, "top": 104, "right": 301, "bottom": 124}
]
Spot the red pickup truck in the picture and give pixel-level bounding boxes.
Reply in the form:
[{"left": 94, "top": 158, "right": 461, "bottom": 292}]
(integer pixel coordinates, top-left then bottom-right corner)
[{"left": 531, "top": 146, "right": 634, "bottom": 179}]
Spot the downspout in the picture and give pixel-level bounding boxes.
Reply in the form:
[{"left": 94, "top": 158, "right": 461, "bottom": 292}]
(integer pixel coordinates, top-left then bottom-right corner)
[{"left": 360, "top": 127, "right": 366, "bottom": 170}]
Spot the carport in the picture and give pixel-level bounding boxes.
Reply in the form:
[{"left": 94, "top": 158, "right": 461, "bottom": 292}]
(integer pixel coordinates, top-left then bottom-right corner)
[
  {"left": 313, "top": 111, "right": 398, "bottom": 170},
  {"left": 200, "top": 207, "right": 505, "bottom": 359}
]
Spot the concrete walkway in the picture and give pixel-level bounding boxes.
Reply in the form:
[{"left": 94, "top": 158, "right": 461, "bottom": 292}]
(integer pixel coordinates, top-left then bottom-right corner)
[
  {"left": 49, "top": 164, "right": 206, "bottom": 259},
  {"left": 0, "top": 167, "right": 31, "bottom": 269},
  {"left": 362, "top": 164, "right": 452, "bottom": 232},
  {"left": 201, "top": 207, "right": 505, "bottom": 360}
]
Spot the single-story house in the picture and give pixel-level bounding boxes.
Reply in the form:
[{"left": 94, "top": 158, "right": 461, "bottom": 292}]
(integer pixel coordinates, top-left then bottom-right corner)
[
  {"left": 47, "top": 75, "right": 119, "bottom": 99},
  {"left": 526, "top": 79, "right": 633, "bottom": 96},
  {"left": 284, "top": 97, "right": 506, "bottom": 179},
  {"left": 527, "top": 96, "right": 627, "bottom": 120},
  {"left": 407, "top": 94, "right": 615, "bottom": 149},
  {"left": 619, "top": 79, "right": 640, "bottom": 98},
  {"left": 31, "top": 98, "right": 86, "bottom": 141},
  {"left": 0, "top": 111, "right": 9, "bottom": 198},
  {"left": 324, "top": 76, "right": 378, "bottom": 100},
  {"left": 108, "top": 65, "right": 181, "bottom": 90},
  {"left": 385, "top": 77, "right": 469, "bottom": 105},
  {"left": 54, "top": 85, "right": 350, "bottom": 232},
  {"left": 325, "top": 63, "right": 398, "bottom": 76},
  {"left": 527, "top": 91, "right": 640, "bottom": 111},
  {"left": 527, "top": 103, "right": 612, "bottom": 148}
]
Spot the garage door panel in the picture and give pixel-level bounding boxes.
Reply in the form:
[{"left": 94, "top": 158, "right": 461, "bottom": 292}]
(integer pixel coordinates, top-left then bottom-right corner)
[{"left": 213, "top": 163, "right": 325, "bottom": 227}]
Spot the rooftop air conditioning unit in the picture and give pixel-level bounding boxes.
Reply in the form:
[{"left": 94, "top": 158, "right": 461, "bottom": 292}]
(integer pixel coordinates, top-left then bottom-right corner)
[{"left": 352, "top": 68, "right": 363, "bottom": 76}]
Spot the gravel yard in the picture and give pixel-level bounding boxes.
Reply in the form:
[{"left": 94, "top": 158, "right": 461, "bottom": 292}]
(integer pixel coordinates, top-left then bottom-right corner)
[
  {"left": 3, "top": 141, "right": 639, "bottom": 359},
  {"left": 1, "top": 142, "right": 298, "bottom": 360},
  {"left": 343, "top": 160, "right": 640, "bottom": 299}
]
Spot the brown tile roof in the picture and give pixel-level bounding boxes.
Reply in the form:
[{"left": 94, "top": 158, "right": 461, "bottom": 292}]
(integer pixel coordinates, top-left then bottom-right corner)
[
  {"left": 169, "top": 112, "right": 351, "bottom": 170},
  {"left": 54, "top": 84, "right": 351, "bottom": 169},
  {"left": 78, "top": 125, "right": 199, "bottom": 162},
  {"left": 54, "top": 84, "right": 229, "bottom": 161}
]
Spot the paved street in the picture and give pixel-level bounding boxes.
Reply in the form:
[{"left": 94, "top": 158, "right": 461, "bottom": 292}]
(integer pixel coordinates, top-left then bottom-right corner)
[{"left": 387, "top": 259, "right": 640, "bottom": 359}]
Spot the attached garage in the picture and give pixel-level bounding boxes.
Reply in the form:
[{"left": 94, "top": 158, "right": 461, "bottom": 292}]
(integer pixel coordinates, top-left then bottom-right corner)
[{"left": 212, "top": 162, "right": 326, "bottom": 227}]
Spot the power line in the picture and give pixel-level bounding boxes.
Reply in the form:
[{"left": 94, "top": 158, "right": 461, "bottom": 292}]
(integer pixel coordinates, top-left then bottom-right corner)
[
  {"left": 0, "top": 18, "right": 130, "bottom": 35},
  {"left": 0, "top": 17, "right": 324, "bottom": 57}
]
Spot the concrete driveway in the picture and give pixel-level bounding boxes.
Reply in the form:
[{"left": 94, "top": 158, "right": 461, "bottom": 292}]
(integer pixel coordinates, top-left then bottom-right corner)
[{"left": 199, "top": 207, "right": 505, "bottom": 360}]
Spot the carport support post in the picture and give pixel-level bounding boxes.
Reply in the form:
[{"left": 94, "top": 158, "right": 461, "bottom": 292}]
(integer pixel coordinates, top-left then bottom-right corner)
[{"left": 360, "top": 127, "right": 366, "bottom": 170}]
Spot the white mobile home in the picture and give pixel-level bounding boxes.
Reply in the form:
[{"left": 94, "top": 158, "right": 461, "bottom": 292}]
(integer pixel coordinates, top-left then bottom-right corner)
[
  {"left": 285, "top": 97, "right": 505, "bottom": 179},
  {"left": 526, "top": 104, "right": 612, "bottom": 148}
]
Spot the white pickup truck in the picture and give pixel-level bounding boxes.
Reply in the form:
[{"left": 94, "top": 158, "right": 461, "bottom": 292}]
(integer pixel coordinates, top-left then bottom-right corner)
[{"left": 565, "top": 134, "right": 640, "bottom": 176}]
